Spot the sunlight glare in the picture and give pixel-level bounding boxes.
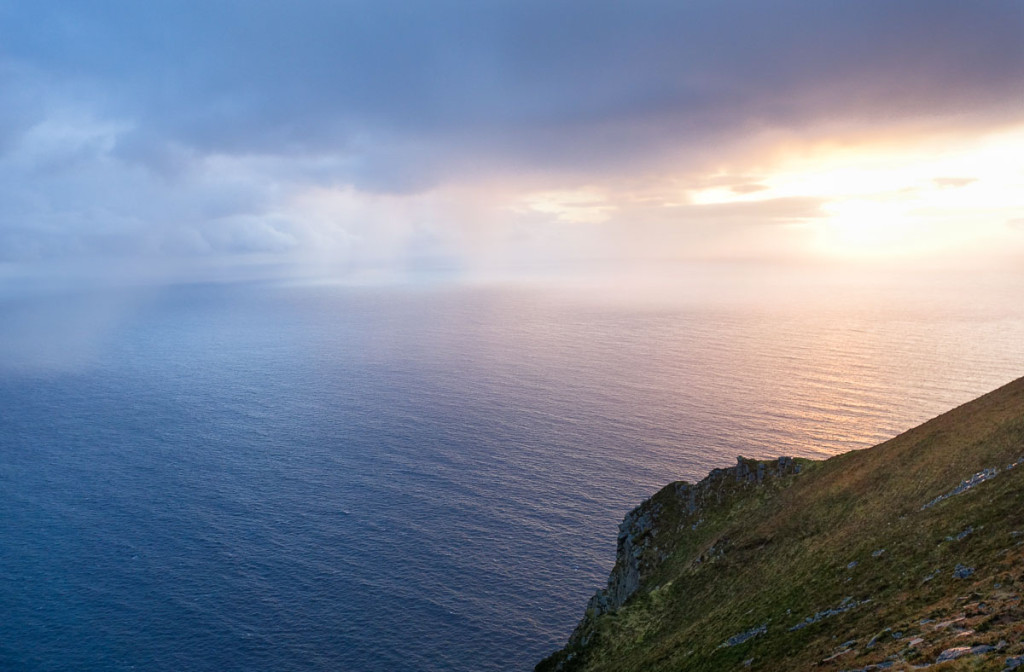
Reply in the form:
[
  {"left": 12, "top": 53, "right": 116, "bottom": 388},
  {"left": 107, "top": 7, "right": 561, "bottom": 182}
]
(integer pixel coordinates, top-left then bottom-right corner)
[
  {"left": 684, "top": 125, "right": 1024, "bottom": 261},
  {"left": 816, "top": 200, "right": 915, "bottom": 257}
]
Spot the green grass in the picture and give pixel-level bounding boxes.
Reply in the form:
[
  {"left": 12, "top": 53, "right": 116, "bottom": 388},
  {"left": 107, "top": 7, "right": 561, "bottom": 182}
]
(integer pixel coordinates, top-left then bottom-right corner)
[{"left": 538, "top": 376, "right": 1024, "bottom": 672}]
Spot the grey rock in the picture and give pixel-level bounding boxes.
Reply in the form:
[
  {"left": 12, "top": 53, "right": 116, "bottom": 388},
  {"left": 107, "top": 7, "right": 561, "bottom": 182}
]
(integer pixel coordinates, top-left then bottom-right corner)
[
  {"left": 1006, "top": 655, "right": 1024, "bottom": 669},
  {"left": 722, "top": 623, "right": 767, "bottom": 647},
  {"left": 952, "top": 564, "right": 975, "bottom": 579},
  {"left": 843, "top": 663, "right": 894, "bottom": 671},
  {"left": 789, "top": 596, "right": 869, "bottom": 631},
  {"left": 922, "top": 467, "right": 1000, "bottom": 510},
  {"left": 936, "top": 647, "right": 971, "bottom": 663}
]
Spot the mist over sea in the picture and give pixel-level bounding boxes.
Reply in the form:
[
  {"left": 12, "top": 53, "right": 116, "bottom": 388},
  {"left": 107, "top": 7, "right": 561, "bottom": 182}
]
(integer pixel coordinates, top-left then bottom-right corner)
[{"left": 2, "top": 277, "right": 1022, "bottom": 671}]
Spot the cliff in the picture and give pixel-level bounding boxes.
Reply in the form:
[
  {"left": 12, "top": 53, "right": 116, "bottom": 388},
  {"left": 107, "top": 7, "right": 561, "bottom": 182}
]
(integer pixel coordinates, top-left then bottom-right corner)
[{"left": 537, "top": 377, "right": 1024, "bottom": 672}]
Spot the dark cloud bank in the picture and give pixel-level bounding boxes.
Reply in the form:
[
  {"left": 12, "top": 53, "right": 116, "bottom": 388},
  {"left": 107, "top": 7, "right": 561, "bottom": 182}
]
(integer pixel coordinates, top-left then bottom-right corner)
[{"left": 0, "top": 0, "right": 1022, "bottom": 272}]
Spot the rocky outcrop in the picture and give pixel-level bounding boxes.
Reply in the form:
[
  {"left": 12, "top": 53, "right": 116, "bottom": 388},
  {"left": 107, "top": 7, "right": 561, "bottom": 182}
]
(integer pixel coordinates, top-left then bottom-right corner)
[
  {"left": 583, "top": 500, "right": 661, "bottom": 618},
  {"left": 560, "top": 456, "right": 803, "bottom": 655}
]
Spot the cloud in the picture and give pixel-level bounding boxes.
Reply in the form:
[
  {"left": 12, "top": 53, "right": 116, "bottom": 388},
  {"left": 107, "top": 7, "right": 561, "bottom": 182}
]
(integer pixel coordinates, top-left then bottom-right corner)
[
  {"left": 677, "top": 198, "right": 826, "bottom": 225},
  {"left": 5, "top": 2, "right": 1023, "bottom": 178},
  {"left": 0, "top": 1, "right": 1022, "bottom": 280},
  {"left": 729, "top": 184, "right": 771, "bottom": 195},
  {"left": 517, "top": 188, "right": 617, "bottom": 224},
  {"left": 933, "top": 177, "right": 978, "bottom": 189}
]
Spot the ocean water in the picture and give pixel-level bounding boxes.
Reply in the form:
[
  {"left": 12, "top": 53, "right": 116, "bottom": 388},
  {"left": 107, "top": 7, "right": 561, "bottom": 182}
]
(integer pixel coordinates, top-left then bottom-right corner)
[{"left": 1, "top": 278, "right": 1022, "bottom": 671}]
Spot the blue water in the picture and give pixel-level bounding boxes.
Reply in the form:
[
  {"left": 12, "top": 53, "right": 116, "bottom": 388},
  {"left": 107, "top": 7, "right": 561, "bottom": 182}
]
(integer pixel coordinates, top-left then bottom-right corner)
[{"left": 2, "top": 279, "right": 1022, "bottom": 671}]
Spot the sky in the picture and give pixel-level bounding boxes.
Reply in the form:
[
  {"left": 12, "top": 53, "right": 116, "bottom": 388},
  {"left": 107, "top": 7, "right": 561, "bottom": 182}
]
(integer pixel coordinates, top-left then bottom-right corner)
[{"left": 1, "top": 0, "right": 1023, "bottom": 289}]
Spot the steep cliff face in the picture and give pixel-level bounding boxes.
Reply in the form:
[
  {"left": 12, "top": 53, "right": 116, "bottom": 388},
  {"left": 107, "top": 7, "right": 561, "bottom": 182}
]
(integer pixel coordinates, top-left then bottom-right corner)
[
  {"left": 537, "top": 377, "right": 1024, "bottom": 672},
  {"left": 560, "top": 456, "right": 804, "bottom": 655}
]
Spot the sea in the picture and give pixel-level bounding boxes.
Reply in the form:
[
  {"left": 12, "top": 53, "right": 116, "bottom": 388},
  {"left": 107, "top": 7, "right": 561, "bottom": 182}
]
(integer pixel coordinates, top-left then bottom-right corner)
[{"left": 2, "top": 274, "right": 1022, "bottom": 671}]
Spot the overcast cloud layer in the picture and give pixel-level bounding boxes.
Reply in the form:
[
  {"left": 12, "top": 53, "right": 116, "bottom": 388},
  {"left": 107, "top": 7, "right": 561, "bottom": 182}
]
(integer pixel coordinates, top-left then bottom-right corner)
[{"left": 1, "top": 1, "right": 1023, "bottom": 283}]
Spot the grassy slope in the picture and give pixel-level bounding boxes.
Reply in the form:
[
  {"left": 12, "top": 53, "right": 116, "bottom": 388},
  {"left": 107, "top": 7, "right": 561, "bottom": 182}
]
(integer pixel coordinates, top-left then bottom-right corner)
[{"left": 538, "top": 376, "right": 1024, "bottom": 671}]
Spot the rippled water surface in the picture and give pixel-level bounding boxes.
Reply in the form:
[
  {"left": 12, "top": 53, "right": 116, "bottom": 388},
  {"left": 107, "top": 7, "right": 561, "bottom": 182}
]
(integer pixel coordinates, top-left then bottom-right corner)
[{"left": 2, "top": 279, "right": 1022, "bottom": 671}]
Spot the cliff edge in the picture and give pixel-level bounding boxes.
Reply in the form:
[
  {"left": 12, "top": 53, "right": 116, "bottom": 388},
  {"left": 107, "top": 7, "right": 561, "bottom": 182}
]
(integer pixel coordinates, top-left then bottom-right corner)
[{"left": 537, "top": 377, "right": 1024, "bottom": 672}]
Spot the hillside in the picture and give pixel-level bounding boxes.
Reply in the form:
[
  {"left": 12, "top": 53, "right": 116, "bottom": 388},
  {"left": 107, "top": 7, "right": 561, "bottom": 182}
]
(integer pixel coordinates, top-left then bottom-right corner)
[{"left": 537, "top": 377, "right": 1024, "bottom": 672}]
